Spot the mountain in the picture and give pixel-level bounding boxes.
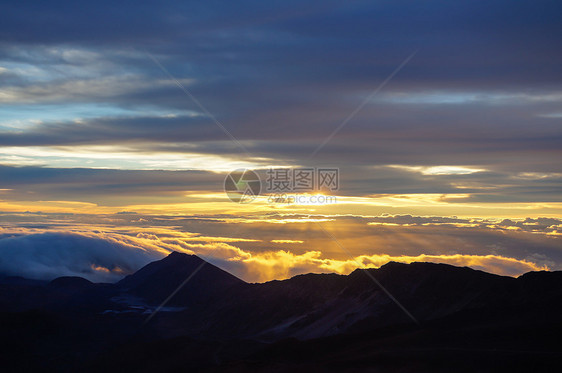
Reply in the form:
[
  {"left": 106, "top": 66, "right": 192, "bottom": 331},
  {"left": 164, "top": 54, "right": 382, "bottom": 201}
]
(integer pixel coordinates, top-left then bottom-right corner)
[
  {"left": 1, "top": 251, "right": 561, "bottom": 372},
  {"left": 49, "top": 276, "right": 94, "bottom": 290},
  {"left": 117, "top": 252, "right": 245, "bottom": 306},
  {"left": 157, "top": 261, "right": 522, "bottom": 341}
]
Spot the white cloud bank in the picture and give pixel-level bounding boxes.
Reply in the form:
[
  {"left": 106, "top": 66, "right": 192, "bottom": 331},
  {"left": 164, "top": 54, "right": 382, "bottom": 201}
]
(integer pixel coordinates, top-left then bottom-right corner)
[{"left": 0, "top": 232, "right": 165, "bottom": 282}]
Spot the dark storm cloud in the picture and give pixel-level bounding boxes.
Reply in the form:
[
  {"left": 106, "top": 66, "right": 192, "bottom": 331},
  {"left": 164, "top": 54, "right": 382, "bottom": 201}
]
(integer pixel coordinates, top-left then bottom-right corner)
[
  {"left": 0, "top": 115, "right": 217, "bottom": 146},
  {"left": 0, "top": 165, "right": 222, "bottom": 204},
  {"left": 2, "top": 0, "right": 561, "bottom": 100},
  {"left": 1, "top": 0, "right": 561, "bottom": 205},
  {"left": 0, "top": 163, "right": 561, "bottom": 206},
  {"left": 2, "top": 1, "right": 560, "bottom": 85},
  {"left": 0, "top": 98, "right": 561, "bottom": 169}
]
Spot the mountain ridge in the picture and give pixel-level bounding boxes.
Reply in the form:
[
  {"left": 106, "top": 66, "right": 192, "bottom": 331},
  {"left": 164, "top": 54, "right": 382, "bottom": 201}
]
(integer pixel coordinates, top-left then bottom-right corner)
[{"left": 1, "top": 251, "right": 561, "bottom": 372}]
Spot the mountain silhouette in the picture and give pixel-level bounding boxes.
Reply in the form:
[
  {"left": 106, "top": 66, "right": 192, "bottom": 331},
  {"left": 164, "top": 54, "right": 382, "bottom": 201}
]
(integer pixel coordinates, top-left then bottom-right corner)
[
  {"left": 117, "top": 252, "right": 245, "bottom": 306},
  {"left": 1, "top": 251, "right": 561, "bottom": 372}
]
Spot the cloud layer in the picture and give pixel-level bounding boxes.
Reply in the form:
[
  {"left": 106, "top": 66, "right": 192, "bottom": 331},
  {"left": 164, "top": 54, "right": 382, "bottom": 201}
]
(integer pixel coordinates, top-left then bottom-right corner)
[
  {"left": 0, "top": 1, "right": 561, "bottom": 211},
  {"left": 0, "top": 1, "right": 561, "bottom": 281},
  {"left": 1, "top": 212, "right": 559, "bottom": 282},
  {"left": 0, "top": 232, "right": 164, "bottom": 282}
]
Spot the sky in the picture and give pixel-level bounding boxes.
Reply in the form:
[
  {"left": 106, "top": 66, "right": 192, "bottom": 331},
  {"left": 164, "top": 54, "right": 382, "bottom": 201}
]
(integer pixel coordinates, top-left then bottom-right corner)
[{"left": 0, "top": 0, "right": 561, "bottom": 282}]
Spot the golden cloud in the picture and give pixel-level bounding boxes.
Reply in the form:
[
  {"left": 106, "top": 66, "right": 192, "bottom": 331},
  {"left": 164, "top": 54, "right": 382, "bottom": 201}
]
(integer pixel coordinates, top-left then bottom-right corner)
[{"left": 0, "top": 225, "right": 551, "bottom": 283}]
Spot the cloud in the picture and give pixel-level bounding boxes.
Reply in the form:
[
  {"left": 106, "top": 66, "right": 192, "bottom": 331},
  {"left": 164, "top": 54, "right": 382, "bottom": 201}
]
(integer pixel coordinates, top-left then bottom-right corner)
[
  {"left": 0, "top": 2, "right": 560, "bottom": 287},
  {"left": 0, "top": 221, "right": 554, "bottom": 283},
  {"left": 238, "top": 251, "right": 548, "bottom": 282},
  {"left": 1, "top": 163, "right": 561, "bottom": 216},
  {"left": 325, "top": 253, "right": 548, "bottom": 278},
  {"left": 0, "top": 232, "right": 166, "bottom": 282},
  {"left": 1, "top": 6, "right": 561, "bottom": 212}
]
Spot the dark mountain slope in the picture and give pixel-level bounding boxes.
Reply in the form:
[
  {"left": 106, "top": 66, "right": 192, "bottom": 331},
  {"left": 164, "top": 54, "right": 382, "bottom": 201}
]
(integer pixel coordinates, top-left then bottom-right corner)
[
  {"left": 154, "top": 260, "right": 520, "bottom": 341},
  {"left": 1, "top": 252, "right": 562, "bottom": 372},
  {"left": 117, "top": 252, "right": 246, "bottom": 306}
]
